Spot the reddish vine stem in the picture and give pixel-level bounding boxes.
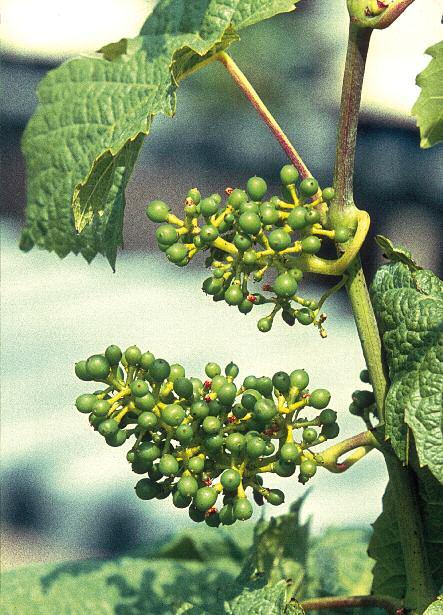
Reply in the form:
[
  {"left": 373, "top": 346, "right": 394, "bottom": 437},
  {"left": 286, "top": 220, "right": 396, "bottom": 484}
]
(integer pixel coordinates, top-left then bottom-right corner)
[
  {"left": 301, "top": 594, "right": 399, "bottom": 614},
  {"left": 217, "top": 51, "right": 311, "bottom": 180}
]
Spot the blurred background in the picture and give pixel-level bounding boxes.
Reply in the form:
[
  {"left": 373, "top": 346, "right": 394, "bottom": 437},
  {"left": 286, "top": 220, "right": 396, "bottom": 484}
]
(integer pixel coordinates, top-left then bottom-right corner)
[{"left": 1, "top": 0, "right": 442, "bottom": 571}]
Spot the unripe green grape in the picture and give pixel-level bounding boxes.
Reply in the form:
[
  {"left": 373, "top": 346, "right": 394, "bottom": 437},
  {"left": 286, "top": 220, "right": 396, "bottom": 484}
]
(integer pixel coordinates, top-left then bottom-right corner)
[
  {"left": 146, "top": 200, "right": 170, "bottom": 222},
  {"left": 268, "top": 229, "right": 291, "bottom": 252},
  {"left": 299, "top": 178, "right": 319, "bottom": 197},
  {"left": 303, "top": 427, "right": 318, "bottom": 444},
  {"left": 137, "top": 442, "right": 161, "bottom": 463},
  {"left": 254, "top": 398, "right": 277, "bottom": 422},
  {"left": 200, "top": 197, "right": 218, "bottom": 217},
  {"left": 106, "top": 429, "right": 127, "bottom": 447},
  {"left": 280, "top": 164, "right": 299, "bottom": 186},
  {"left": 217, "top": 383, "right": 237, "bottom": 406},
  {"left": 280, "top": 442, "right": 300, "bottom": 463},
  {"left": 173, "top": 377, "right": 193, "bottom": 399},
  {"left": 232, "top": 403, "right": 247, "bottom": 419},
  {"left": 105, "top": 345, "right": 122, "bottom": 365},
  {"left": 238, "top": 212, "right": 262, "bottom": 235},
  {"left": 238, "top": 299, "right": 253, "bottom": 314},
  {"left": 135, "top": 478, "right": 160, "bottom": 500},
  {"left": 193, "top": 235, "right": 203, "bottom": 249},
  {"left": 173, "top": 490, "right": 192, "bottom": 509},
  {"left": 135, "top": 392, "right": 156, "bottom": 411},
  {"left": 86, "top": 354, "right": 110, "bottom": 380},
  {"left": 156, "top": 485, "right": 172, "bottom": 500},
  {"left": 202, "top": 277, "right": 224, "bottom": 296},
  {"left": 175, "top": 423, "right": 193, "bottom": 444},
  {"left": 195, "top": 486, "right": 218, "bottom": 511},
  {"left": 75, "top": 360, "right": 91, "bottom": 381},
  {"left": 260, "top": 204, "right": 279, "bottom": 225},
  {"left": 360, "top": 369, "right": 370, "bottom": 383},
  {"left": 210, "top": 193, "right": 222, "bottom": 205},
  {"left": 138, "top": 411, "right": 158, "bottom": 430},
  {"left": 300, "top": 459, "right": 317, "bottom": 477},
  {"left": 126, "top": 450, "right": 136, "bottom": 463},
  {"left": 319, "top": 408, "right": 337, "bottom": 425},
  {"left": 287, "top": 207, "right": 308, "bottom": 230},
  {"left": 241, "top": 393, "right": 258, "bottom": 412},
  {"left": 290, "top": 369, "right": 309, "bottom": 390},
  {"left": 158, "top": 454, "right": 179, "bottom": 476},
  {"left": 275, "top": 459, "right": 296, "bottom": 477},
  {"left": 221, "top": 469, "right": 241, "bottom": 491},
  {"left": 272, "top": 371, "right": 291, "bottom": 394},
  {"left": 93, "top": 399, "right": 111, "bottom": 417},
  {"left": 242, "top": 249, "right": 257, "bottom": 266},
  {"left": 256, "top": 377, "right": 273, "bottom": 397},
  {"left": 169, "top": 363, "right": 185, "bottom": 382},
  {"left": 140, "top": 351, "right": 155, "bottom": 370},
  {"left": 204, "top": 511, "right": 220, "bottom": 527},
  {"left": 227, "top": 188, "right": 247, "bottom": 209},
  {"left": 352, "top": 390, "right": 375, "bottom": 409},
  {"left": 166, "top": 243, "right": 188, "bottom": 264},
  {"left": 89, "top": 414, "right": 104, "bottom": 429},
  {"left": 150, "top": 358, "right": 171, "bottom": 382},
  {"left": 190, "top": 400, "right": 209, "bottom": 420},
  {"left": 162, "top": 403, "right": 185, "bottom": 427},
  {"left": 334, "top": 227, "right": 351, "bottom": 243},
  {"left": 273, "top": 273, "right": 297, "bottom": 298},
  {"left": 246, "top": 436, "right": 266, "bottom": 458},
  {"left": 305, "top": 209, "right": 321, "bottom": 225},
  {"left": 98, "top": 419, "right": 119, "bottom": 437},
  {"left": 148, "top": 464, "right": 162, "bottom": 482},
  {"left": 157, "top": 241, "right": 170, "bottom": 253},
  {"left": 188, "top": 456, "right": 205, "bottom": 474},
  {"left": 200, "top": 224, "right": 219, "bottom": 244},
  {"left": 177, "top": 475, "right": 198, "bottom": 498},
  {"left": 205, "top": 362, "right": 221, "bottom": 378},
  {"left": 224, "top": 285, "right": 244, "bottom": 306},
  {"left": 257, "top": 317, "right": 272, "bottom": 333},
  {"left": 211, "top": 375, "right": 227, "bottom": 393},
  {"left": 265, "top": 488, "right": 285, "bottom": 506},
  {"left": 125, "top": 345, "right": 142, "bottom": 366},
  {"left": 224, "top": 362, "right": 239, "bottom": 379},
  {"left": 189, "top": 505, "right": 206, "bottom": 523},
  {"left": 191, "top": 378, "right": 204, "bottom": 399},
  {"left": 156, "top": 224, "right": 178, "bottom": 246},
  {"left": 309, "top": 389, "right": 331, "bottom": 409},
  {"left": 131, "top": 461, "right": 151, "bottom": 475},
  {"left": 204, "top": 434, "right": 223, "bottom": 452},
  {"left": 76, "top": 393, "right": 97, "bottom": 414},
  {"left": 225, "top": 432, "right": 246, "bottom": 454},
  {"left": 349, "top": 401, "right": 362, "bottom": 416},
  {"left": 322, "top": 187, "right": 335, "bottom": 201},
  {"left": 246, "top": 176, "right": 267, "bottom": 201},
  {"left": 202, "top": 415, "right": 221, "bottom": 435},
  {"left": 322, "top": 423, "right": 340, "bottom": 439},
  {"left": 130, "top": 380, "right": 149, "bottom": 398},
  {"left": 187, "top": 187, "right": 201, "bottom": 204},
  {"left": 288, "top": 266, "right": 304, "bottom": 282},
  {"left": 219, "top": 503, "right": 236, "bottom": 525},
  {"left": 233, "top": 233, "right": 252, "bottom": 251},
  {"left": 240, "top": 201, "right": 260, "bottom": 214},
  {"left": 301, "top": 235, "right": 322, "bottom": 254},
  {"left": 296, "top": 308, "right": 314, "bottom": 325},
  {"left": 234, "top": 498, "right": 253, "bottom": 521}
]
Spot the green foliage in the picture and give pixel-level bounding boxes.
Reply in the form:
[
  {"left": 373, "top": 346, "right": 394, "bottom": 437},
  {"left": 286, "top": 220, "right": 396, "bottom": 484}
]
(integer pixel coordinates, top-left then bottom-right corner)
[
  {"left": 225, "top": 580, "right": 294, "bottom": 615},
  {"left": 20, "top": 0, "right": 298, "bottom": 267},
  {"left": 370, "top": 250, "right": 443, "bottom": 483},
  {"left": 368, "top": 466, "right": 443, "bottom": 604},
  {"left": 424, "top": 597, "right": 443, "bottom": 615},
  {"left": 412, "top": 41, "right": 443, "bottom": 149}
]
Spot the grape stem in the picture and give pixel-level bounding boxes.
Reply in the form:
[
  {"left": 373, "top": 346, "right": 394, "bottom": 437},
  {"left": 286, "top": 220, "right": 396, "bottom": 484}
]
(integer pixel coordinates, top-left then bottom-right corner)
[
  {"left": 217, "top": 51, "right": 312, "bottom": 182},
  {"left": 317, "top": 430, "right": 379, "bottom": 473},
  {"left": 300, "top": 594, "right": 400, "bottom": 614}
]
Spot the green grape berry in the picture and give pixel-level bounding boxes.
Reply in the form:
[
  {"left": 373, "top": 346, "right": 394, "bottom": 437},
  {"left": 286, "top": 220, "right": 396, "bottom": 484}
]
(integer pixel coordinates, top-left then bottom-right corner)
[
  {"left": 260, "top": 204, "right": 279, "bottom": 225},
  {"left": 265, "top": 489, "right": 285, "bottom": 506},
  {"left": 234, "top": 498, "right": 253, "bottom": 520},
  {"left": 319, "top": 408, "right": 337, "bottom": 425},
  {"left": 140, "top": 351, "right": 155, "bottom": 370},
  {"left": 177, "top": 475, "right": 198, "bottom": 498},
  {"left": 138, "top": 412, "right": 158, "bottom": 430},
  {"left": 224, "top": 285, "right": 244, "bottom": 306},
  {"left": 272, "top": 371, "right": 291, "bottom": 394},
  {"left": 200, "top": 197, "right": 218, "bottom": 217},
  {"left": 86, "top": 354, "right": 110, "bottom": 380},
  {"left": 287, "top": 207, "right": 308, "bottom": 230},
  {"left": 246, "top": 436, "right": 266, "bottom": 458},
  {"left": 233, "top": 233, "right": 252, "bottom": 251},
  {"left": 273, "top": 273, "right": 297, "bottom": 298},
  {"left": 334, "top": 227, "right": 351, "bottom": 243},
  {"left": 322, "top": 423, "right": 340, "bottom": 439},
  {"left": 221, "top": 469, "right": 241, "bottom": 491},
  {"left": 190, "top": 400, "right": 209, "bottom": 420},
  {"left": 254, "top": 398, "right": 277, "bottom": 422},
  {"left": 187, "top": 188, "right": 201, "bottom": 204},
  {"left": 98, "top": 419, "right": 119, "bottom": 437},
  {"left": 309, "top": 389, "right": 331, "bottom": 409},
  {"left": 75, "top": 360, "right": 91, "bottom": 381},
  {"left": 134, "top": 392, "right": 156, "bottom": 411},
  {"left": 268, "top": 229, "right": 291, "bottom": 252},
  {"left": 202, "top": 416, "right": 221, "bottom": 435},
  {"left": 156, "top": 224, "right": 178, "bottom": 246},
  {"left": 305, "top": 209, "right": 321, "bottom": 225},
  {"left": 256, "top": 377, "right": 273, "bottom": 397},
  {"left": 189, "top": 505, "right": 206, "bottom": 523},
  {"left": 162, "top": 404, "right": 185, "bottom": 427},
  {"left": 225, "top": 361, "right": 239, "bottom": 378},
  {"left": 106, "top": 429, "right": 127, "bottom": 447},
  {"left": 135, "top": 478, "right": 160, "bottom": 500},
  {"left": 225, "top": 432, "right": 246, "bottom": 454},
  {"left": 280, "top": 442, "right": 300, "bottom": 463},
  {"left": 227, "top": 188, "right": 247, "bottom": 209},
  {"left": 322, "top": 187, "right": 335, "bottom": 201},
  {"left": 150, "top": 358, "right": 171, "bottom": 382},
  {"left": 188, "top": 456, "right": 205, "bottom": 474},
  {"left": 243, "top": 375, "right": 258, "bottom": 389},
  {"left": 173, "top": 377, "right": 194, "bottom": 399},
  {"left": 166, "top": 243, "right": 188, "bottom": 264},
  {"left": 173, "top": 490, "right": 192, "bottom": 509},
  {"left": 299, "top": 177, "right": 319, "bottom": 197},
  {"left": 280, "top": 164, "right": 299, "bottom": 186},
  {"left": 303, "top": 427, "right": 318, "bottom": 444},
  {"left": 246, "top": 176, "right": 267, "bottom": 201},
  {"left": 200, "top": 224, "right": 219, "bottom": 244},
  {"left": 202, "top": 277, "right": 224, "bottom": 296},
  {"left": 137, "top": 442, "right": 161, "bottom": 463},
  {"left": 125, "top": 345, "right": 142, "bottom": 366},
  {"left": 130, "top": 380, "right": 149, "bottom": 398},
  {"left": 217, "top": 383, "right": 237, "bottom": 406},
  {"left": 359, "top": 369, "right": 370, "bottom": 383},
  {"left": 158, "top": 454, "right": 179, "bottom": 476},
  {"left": 205, "top": 362, "right": 221, "bottom": 378},
  {"left": 301, "top": 236, "right": 322, "bottom": 254},
  {"left": 243, "top": 249, "right": 257, "bottom": 266},
  {"left": 146, "top": 200, "right": 170, "bottom": 222},
  {"left": 75, "top": 393, "right": 97, "bottom": 414},
  {"left": 257, "top": 317, "right": 272, "bottom": 333},
  {"left": 169, "top": 364, "right": 185, "bottom": 382},
  {"left": 105, "top": 345, "right": 122, "bottom": 365},
  {"left": 296, "top": 308, "right": 314, "bottom": 325},
  {"left": 300, "top": 459, "right": 317, "bottom": 477},
  {"left": 93, "top": 399, "right": 111, "bottom": 417},
  {"left": 175, "top": 423, "right": 193, "bottom": 444},
  {"left": 238, "top": 212, "right": 262, "bottom": 235},
  {"left": 275, "top": 460, "right": 296, "bottom": 477},
  {"left": 290, "top": 369, "right": 309, "bottom": 390},
  {"left": 195, "top": 486, "right": 218, "bottom": 511},
  {"left": 219, "top": 503, "right": 236, "bottom": 526},
  {"left": 352, "top": 390, "right": 375, "bottom": 409}
]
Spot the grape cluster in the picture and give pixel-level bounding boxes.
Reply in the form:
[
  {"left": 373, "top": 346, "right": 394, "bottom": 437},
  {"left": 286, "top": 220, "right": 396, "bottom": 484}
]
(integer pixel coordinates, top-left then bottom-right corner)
[
  {"left": 75, "top": 345, "right": 339, "bottom": 526},
  {"left": 146, "top": 166, "right": 353, "bottom": 336}
]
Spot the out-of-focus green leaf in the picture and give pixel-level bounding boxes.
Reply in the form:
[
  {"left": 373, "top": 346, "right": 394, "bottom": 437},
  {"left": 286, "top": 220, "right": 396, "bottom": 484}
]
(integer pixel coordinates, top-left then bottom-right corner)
[{"left": 412, "top": 41, "right": 443, "bottom": 149}]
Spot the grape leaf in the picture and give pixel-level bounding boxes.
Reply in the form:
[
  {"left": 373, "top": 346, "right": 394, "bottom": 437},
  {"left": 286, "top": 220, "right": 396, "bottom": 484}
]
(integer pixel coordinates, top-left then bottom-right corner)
[
  {"left": 424, "top": 597, "right": 443, "bottom": 615},
  {"left": 21, "top": 0, "right": 298, "bottom": 267},
  {"left": 412, "top": 40, "right": 443, "bottom": 149},
  {"left": 370, "top": 256, "right": 443, "bottom": 483},
  {"left": 224, "top": 580, "right": 293, "bottom": 615},
  {"left": 368, "top": 467, "right": 443, "bottom": 606}
]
